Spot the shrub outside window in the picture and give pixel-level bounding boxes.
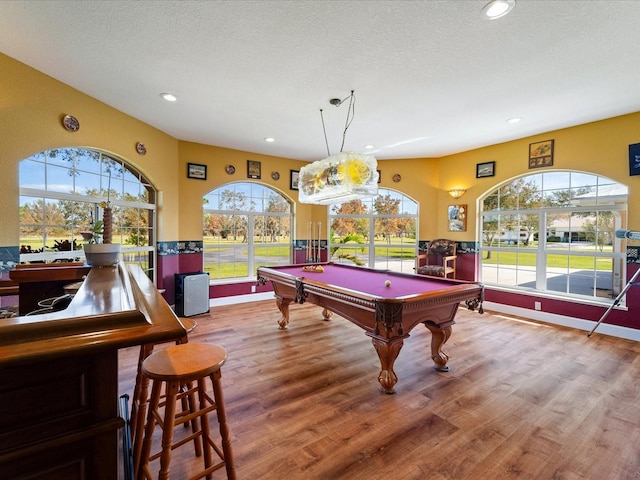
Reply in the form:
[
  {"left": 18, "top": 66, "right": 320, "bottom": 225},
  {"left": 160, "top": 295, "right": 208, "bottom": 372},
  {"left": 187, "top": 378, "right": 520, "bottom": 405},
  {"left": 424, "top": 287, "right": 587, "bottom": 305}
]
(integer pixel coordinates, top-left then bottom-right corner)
[{"left": 328, "top": 188, "right": 418, "bottom": 273}]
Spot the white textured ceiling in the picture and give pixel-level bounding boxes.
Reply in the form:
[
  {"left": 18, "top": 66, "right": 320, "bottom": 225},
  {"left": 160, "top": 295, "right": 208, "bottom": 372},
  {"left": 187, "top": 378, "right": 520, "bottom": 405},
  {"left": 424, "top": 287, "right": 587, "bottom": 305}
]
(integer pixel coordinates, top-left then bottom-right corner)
[{"left": 1, "top": 0, "right": 639, "bottom": 161}]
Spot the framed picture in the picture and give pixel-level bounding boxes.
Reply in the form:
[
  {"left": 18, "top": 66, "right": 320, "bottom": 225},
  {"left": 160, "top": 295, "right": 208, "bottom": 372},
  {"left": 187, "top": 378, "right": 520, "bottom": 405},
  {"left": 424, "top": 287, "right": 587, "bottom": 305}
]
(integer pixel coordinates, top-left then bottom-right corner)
[
  {"left": 528, "top": 139, "right": 554, "bottom": 169},
  {"left": 629, "top": 142, "right": 640, "bottom": 176},
  {"left": 476, "top": 161, "right": 495, "bottom": 178},
  {"left": 448, "top": 204, "right": 467, "bottom": 232},
  {"left": 187, "top": 162, "right": 207, "bottom": 180},
  {"left": 247, "top": 160, "right": 261, "bottom": 179},
  {"left": 290, "top": 170, "right": 300, "bottom": 190}
]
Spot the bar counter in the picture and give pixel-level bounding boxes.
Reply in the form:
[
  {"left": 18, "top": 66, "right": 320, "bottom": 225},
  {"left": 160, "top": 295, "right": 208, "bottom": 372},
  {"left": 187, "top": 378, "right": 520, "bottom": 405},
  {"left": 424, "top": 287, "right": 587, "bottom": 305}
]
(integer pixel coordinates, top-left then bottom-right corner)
[{"left": 0, "top": 263, "right": 187, "bottom": 479}]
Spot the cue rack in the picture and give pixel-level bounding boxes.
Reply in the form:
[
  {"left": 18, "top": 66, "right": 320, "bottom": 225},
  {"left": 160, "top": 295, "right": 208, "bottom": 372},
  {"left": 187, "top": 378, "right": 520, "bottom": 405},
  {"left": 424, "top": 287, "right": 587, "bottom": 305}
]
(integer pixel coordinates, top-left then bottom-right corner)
[{"left": 306, "top": 221, "right": 322, "bottom": 263}]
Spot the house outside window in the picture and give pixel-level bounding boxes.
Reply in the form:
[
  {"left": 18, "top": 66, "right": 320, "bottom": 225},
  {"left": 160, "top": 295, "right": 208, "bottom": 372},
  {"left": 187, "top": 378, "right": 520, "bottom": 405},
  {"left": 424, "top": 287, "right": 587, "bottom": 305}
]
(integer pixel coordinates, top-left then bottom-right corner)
[{"left": 480, "top": 171, "right": 628, "bottom": 303}]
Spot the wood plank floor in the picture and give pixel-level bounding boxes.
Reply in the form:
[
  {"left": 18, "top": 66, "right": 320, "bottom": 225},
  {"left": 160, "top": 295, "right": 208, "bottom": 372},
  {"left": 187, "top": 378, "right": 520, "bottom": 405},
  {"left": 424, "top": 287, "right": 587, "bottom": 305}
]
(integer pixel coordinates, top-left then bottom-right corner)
[{"left": 118, "top": 299, "right": 640, "bottom": 479}]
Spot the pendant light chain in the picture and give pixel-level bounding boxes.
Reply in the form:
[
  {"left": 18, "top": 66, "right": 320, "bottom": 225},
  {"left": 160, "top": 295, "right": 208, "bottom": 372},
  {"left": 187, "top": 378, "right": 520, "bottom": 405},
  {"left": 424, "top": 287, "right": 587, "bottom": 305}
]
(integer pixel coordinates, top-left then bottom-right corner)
[
  {"left": 319, "top": 90, "right": 356, "bottom": 156},
  {"left": 339, "top": 91, "right": 355, "bottom": 153},
  {"left": 320, "top": 109, "right": 331, "bottom": 157}
]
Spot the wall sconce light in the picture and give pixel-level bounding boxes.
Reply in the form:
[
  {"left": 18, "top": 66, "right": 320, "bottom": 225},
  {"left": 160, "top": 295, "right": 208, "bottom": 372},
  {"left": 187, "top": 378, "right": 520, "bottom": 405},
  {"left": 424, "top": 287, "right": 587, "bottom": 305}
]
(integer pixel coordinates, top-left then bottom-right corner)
[{"left": 448, "top": 189, "right": 466, "bottom": 199}]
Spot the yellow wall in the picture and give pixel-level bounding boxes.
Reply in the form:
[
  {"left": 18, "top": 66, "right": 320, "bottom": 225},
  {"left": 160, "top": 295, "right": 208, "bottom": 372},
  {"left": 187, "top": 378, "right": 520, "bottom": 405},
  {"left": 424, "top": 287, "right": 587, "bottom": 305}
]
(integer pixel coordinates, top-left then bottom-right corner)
[
  {"left": 1, "top": 51, "right": 639, "bottom": 250},
  {"left": 0, "top": 53, "right": 181, "bottom": 244},
  {"left": 177, "top": 141, "right": 306, "bottom": 238},
  {"left": 176, "top": 142, "right": 442, "bottom": 240},
  {"left": 438, "top": 113, "right": 640, "bottom": 237}
]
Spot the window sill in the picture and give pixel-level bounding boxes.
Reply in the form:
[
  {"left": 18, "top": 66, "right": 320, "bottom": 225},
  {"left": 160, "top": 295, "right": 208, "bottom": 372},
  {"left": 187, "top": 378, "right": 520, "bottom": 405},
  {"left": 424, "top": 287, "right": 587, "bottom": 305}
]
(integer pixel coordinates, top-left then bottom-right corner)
[{"left": 484, "top": 284, "right": 628, "bottom": 311}]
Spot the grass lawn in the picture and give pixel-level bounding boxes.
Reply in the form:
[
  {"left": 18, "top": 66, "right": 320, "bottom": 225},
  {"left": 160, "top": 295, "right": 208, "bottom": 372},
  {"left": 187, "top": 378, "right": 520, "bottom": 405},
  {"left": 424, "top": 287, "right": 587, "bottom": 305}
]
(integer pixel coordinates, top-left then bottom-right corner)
[{"left": 482, "top": 244, "right": 614, "bottom": 270}]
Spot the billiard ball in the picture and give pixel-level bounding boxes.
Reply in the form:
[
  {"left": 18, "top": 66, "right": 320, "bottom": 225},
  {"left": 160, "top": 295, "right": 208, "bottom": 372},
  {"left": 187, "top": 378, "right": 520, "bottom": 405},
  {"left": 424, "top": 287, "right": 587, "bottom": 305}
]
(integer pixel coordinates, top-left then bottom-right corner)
[{"left": 385, "top": 280, "right": 391, "bottom": 287}]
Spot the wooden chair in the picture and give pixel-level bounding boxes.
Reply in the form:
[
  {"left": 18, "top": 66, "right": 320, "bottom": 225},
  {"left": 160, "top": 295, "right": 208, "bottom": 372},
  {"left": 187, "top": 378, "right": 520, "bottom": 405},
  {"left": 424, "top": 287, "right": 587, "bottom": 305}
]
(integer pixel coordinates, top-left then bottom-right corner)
[{"left": 415, "top": 239, "right": 457, "bottom": 278}]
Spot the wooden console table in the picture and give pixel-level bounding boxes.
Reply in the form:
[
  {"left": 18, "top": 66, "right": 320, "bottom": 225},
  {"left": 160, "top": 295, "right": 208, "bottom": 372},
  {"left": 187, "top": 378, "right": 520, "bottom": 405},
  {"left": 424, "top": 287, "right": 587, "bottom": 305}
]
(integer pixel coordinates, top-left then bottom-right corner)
[
  {"left": 9, "top": 262, "right": 91, "bottom": 315},
  {"left": 0, "top": 263, "right": 187, "bottom": 480}
]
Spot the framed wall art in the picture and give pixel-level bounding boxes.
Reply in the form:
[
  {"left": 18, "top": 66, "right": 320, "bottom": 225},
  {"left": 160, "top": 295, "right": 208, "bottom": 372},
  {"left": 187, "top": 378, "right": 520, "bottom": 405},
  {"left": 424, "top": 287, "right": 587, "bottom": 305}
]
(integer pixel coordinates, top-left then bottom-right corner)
[
  {"left": 476, "top": 161, "right": 495, "bottom": 178},
  {"left": 448, "top": 204, "right": 466, "bottom": 232},
  {"left": 290, "top": 170, "right": 300, "bottom": 190},
  {"left": 187, "top": 162, "right": 207, "bottom": 180},
  {"left": 528, "top": 139, "right": 554, "bottom": 169},
  {"left": 629, "top": 142, "right": 640, "bottom": 176},
  {"left": 247, "top": 160, "right": 261, "bottom": 179}
]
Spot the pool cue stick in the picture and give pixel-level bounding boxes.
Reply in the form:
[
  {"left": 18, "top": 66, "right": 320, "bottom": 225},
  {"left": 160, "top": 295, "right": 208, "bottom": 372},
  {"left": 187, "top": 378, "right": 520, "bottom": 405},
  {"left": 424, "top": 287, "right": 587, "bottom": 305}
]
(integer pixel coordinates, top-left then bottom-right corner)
[
  {"left": 588, "top": 266, "right": 640, "bottom": 337},
  {"left": 316, "top": 222, "right": 321, "bottom": 262},
  {"left": 307, "top": 222, "right": 311, "bottom": 262}
]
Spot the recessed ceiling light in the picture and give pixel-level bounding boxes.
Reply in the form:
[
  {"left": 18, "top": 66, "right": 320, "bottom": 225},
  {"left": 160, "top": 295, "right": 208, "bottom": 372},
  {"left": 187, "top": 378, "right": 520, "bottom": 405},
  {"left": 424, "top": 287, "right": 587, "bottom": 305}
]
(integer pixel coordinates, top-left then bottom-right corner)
[
  {"left": 364, "top": 144, "right": 375, "bottom": 149},
  {"left": 264, "top": 137, "right": 275, "bottom": 142},
  {"left": 481, "top": 0, "right": 515, "bottom": 20},
  {"left": 160, "top": 93, "right": 177, "bottom": 102},
  {"left": 506, "top": 117, "right": 522, "bottom": 124}
]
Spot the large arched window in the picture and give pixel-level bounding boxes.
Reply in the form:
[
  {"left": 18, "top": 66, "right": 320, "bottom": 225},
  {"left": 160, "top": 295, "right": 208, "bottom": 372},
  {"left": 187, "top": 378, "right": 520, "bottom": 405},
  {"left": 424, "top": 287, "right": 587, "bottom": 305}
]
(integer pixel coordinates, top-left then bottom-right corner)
[
  {"left": 479, "top": 171, "right": 628, "bottom": 303},
  {"left": 203, "top": 182, "right": 293, "bottom": 280},
  {"left": 328, "top": 188, "right": 418, "bottom": 272},
  {"left": 19, "top": 148, "right": 157, "bottom": 278}
]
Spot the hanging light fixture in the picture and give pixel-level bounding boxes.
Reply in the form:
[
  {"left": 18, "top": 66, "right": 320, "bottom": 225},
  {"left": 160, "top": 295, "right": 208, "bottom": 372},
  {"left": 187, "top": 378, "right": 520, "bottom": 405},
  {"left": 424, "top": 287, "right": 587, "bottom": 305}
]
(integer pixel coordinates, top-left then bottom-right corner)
[{"left": 298, "top": 91, "right": 378, "bottom": 205}]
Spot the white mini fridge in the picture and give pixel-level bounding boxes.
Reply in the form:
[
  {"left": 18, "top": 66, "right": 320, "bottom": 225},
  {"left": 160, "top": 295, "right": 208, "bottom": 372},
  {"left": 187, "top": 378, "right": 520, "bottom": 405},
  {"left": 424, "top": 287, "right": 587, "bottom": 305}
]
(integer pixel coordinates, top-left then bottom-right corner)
[{"left": 174, "top": 272, "right": 210, "bottom": 317}]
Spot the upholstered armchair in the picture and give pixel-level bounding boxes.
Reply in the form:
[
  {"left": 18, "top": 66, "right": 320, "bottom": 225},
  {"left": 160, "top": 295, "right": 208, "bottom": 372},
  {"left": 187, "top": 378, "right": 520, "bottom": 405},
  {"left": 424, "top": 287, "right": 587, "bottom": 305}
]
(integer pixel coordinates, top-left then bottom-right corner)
[{"left": 415, "top": 239, "right": 457, "bottom": 278}]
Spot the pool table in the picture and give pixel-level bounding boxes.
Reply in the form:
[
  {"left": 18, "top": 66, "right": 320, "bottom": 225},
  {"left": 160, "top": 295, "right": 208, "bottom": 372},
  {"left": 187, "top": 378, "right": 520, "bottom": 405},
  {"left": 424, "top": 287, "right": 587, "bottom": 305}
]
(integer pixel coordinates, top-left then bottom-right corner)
[{"left": 257, "top": 263, "right": 483, "bottom": 393}]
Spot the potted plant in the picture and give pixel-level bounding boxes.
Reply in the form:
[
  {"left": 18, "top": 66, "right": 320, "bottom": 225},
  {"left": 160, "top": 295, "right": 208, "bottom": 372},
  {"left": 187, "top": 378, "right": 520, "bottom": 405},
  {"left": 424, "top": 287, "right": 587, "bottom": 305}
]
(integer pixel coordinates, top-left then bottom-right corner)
[
  {"left": 83, "top": 202, "right": 120, "bottom": 267},
  {"left": 329, "top": 231, "right": 366, "bottom": 266}
]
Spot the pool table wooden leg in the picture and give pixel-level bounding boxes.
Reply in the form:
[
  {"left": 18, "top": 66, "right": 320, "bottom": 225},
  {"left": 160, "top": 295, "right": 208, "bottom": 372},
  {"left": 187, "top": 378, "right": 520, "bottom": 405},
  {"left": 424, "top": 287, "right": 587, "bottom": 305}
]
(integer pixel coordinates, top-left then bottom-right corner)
[
  {"left": 370, "top": 337, "right": 404, "bottom": 394},
  {"left": 321, "top": 307, "right": 333, "bottom": 321},
  {"left": 275, "top": 296, "right": 293, "bottom": 329},
  {"left": 424, "top": 322, "right": 452, "bottom": 372}
]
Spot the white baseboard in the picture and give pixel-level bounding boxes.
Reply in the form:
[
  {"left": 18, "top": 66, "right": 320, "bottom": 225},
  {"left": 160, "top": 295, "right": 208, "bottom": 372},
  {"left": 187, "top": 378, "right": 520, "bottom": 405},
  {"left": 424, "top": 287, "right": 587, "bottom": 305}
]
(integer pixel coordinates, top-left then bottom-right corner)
[
  {"left": 208, "top": 292, "right": 274, "bottom": 307},
  {"left": 483, "top": 301, "right": 640, "bottom": 342}
]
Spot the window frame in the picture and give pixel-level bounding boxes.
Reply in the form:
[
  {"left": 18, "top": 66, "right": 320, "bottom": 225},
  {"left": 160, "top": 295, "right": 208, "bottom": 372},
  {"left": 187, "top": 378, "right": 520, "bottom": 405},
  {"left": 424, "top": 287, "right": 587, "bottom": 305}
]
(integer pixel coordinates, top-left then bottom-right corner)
[
  {"left": 327, "top": 188, "right": 419, "bottom": 273},
  {"left": 18, "top": 148, "right": 157, "bottom": 279},
  {"left": 202, "top": 182, "right": 294, "bottom": 281},
  {"left": 479, "top": 171, "right": 628, "bottom": 304}
]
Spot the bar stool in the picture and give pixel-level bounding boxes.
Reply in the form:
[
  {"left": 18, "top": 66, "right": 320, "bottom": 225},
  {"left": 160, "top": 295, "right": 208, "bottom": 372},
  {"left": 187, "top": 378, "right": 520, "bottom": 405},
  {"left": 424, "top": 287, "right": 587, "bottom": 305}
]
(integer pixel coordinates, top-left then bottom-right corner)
[
  {"left": 137, "top": 342, "right": 235, "bottom": 480},
  {"left": 131, "top": 318, "right": 198, "bottom": 474}
]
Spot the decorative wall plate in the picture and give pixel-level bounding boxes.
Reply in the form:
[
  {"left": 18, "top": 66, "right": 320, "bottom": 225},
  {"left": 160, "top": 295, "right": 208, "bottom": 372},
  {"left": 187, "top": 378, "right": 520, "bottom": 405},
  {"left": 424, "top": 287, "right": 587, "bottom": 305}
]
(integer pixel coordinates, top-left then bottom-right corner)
[
  {"left": 271, "top": 171, "right": 280, "bottom": 180},
  {"left": 392, "top": 174, "right": 401, "bottom": 183},
  {"left": 225, "top": 165, "right": 236, "bottom": 175},
  {"left": 62, "top": 114, "right": 80, "bottom": 132},
  {"left": 136, "top": 142, "right": 147, "bottom": 155}
]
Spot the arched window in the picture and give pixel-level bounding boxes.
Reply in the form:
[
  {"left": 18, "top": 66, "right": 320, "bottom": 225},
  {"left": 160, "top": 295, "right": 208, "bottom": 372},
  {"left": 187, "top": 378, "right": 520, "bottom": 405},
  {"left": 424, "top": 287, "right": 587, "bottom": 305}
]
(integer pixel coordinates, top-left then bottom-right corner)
[
  {"left": 19, "top": 148, "right": 157, "bottom": 278},
  {"left": 479, "top": 171, "right": 628, "bottom": 303},
  {"left": 328, "top": 188, "right": 418, "bottom": 272},
  {"left": 203, "top": 183, "right": 293, "bottom": 280}
]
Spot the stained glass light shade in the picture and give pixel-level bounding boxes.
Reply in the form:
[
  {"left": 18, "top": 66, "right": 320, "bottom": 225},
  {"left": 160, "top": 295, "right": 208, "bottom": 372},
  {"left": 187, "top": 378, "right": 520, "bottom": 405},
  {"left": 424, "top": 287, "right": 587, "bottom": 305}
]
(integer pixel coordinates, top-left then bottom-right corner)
[{"left": 298, "top": 152, "right": 378, "bottom": 205}]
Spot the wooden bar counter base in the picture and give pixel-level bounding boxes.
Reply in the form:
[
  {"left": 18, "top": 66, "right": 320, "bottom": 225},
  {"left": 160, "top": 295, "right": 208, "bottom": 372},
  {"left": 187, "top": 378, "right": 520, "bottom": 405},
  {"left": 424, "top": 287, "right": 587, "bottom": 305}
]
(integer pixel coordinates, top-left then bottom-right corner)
[{"left": 0, "top": 263, "right": 187, "bottom": 480}]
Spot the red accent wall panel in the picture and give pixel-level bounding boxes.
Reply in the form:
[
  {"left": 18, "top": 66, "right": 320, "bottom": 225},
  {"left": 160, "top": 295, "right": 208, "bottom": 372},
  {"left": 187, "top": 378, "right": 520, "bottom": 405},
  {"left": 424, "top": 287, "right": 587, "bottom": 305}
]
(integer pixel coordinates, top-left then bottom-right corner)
[
  {"left": 157, "top": 254, "right": 179, "bottom": 303},
  {"left": 455, "top": 254, "right": 477, "bottom": 282},
  {"left": 485, "top": 263, "right": 639, "bottom": 330}
]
